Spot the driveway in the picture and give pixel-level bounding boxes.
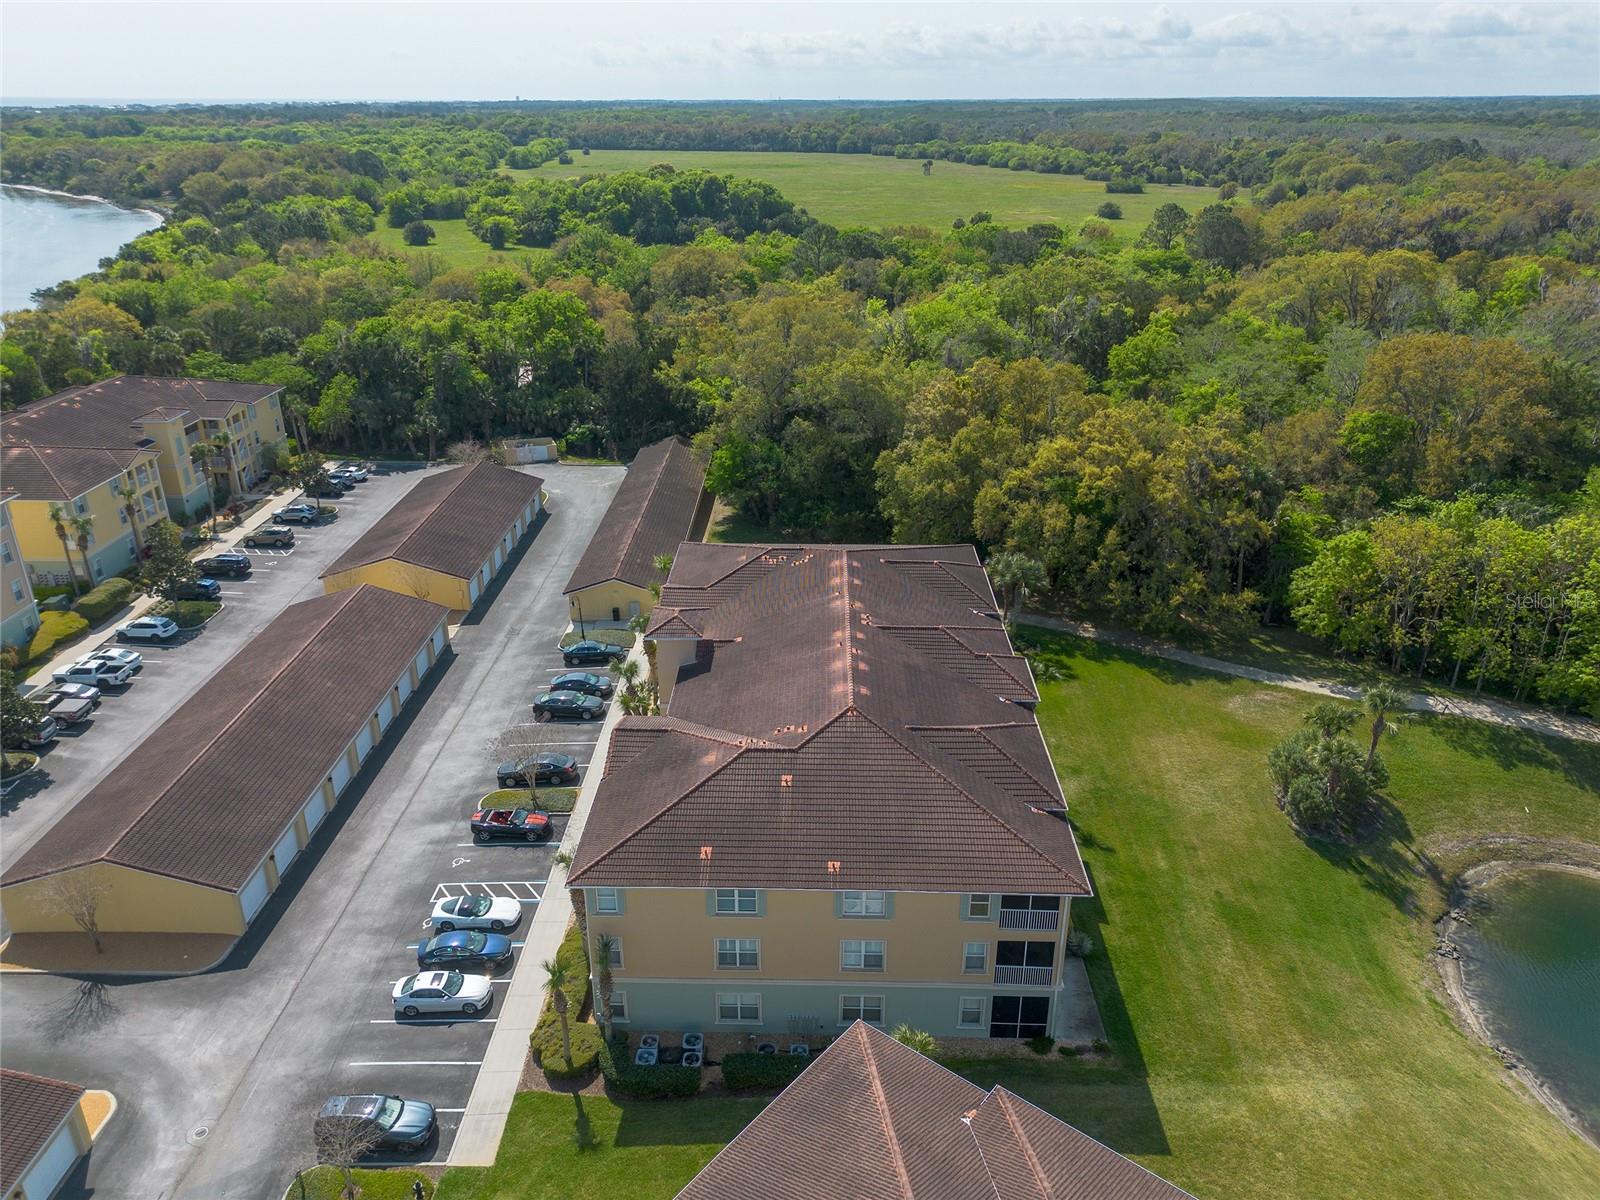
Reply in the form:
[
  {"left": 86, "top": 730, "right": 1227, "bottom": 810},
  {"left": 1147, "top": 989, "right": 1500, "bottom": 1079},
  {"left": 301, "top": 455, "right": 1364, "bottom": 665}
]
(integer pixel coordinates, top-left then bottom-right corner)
[{"left": 0, "top": 462, "right": 625, "bottom": 1200}]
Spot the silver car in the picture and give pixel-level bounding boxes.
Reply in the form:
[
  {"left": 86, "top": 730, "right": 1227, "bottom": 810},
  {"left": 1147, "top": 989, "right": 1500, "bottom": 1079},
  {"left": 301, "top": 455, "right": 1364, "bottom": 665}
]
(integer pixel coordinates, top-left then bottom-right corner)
[
  {"left": 392, "top": 970, "right": 494, "bottom": 1018},
  {"left": 430, "top": 893, "right": 522, "bottom": 932}
]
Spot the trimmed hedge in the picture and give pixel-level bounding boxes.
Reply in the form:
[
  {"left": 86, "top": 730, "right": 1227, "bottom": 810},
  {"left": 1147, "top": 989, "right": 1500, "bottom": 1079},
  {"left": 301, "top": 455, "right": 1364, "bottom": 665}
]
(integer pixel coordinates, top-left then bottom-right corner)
[
  {"left": 71, "top": 577, "right": 135, "bottom": 623},
  {"left": 531, "top": 1017, "right": 603, "bottom": 1079},
  {"left": 27, "top": 610, "right": 89, "bottom": 663},
  {"left": 598, "top": 1036, "right": 702, "bottom": 1098},
  {"left": 721, "top": 1051, "right": 812, "bottom": 1091}
]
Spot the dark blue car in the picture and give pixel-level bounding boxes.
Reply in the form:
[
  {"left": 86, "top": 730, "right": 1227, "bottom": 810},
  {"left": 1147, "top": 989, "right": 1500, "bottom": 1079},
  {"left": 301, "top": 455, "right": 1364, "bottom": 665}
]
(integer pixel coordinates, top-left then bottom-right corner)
[
  {"left": 562, "top": 639, "right": 627, "bottom": 667},
  {"left": 416, "top": 930, "right": 513, "bottom": 971}
]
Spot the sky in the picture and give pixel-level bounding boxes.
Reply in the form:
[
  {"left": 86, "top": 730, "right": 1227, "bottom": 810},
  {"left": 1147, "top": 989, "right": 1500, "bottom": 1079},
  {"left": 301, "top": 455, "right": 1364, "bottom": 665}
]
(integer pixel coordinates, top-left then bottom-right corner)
[{"left": 2, "top": 1, "right": 1596, "bottom": 103}]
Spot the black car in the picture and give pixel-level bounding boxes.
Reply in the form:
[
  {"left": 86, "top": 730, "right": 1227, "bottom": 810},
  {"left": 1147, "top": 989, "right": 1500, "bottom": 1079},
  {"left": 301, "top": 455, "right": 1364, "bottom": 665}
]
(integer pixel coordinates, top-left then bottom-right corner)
[
  {"left": 195, "top": 553, "right": 251, "bottom": 578},
  {"left": 532, "top": 690, "right": 605, "bottom": 721},
  {"left": 303, "top": 477, "right": 348, "bottom": 499},
  {"left": 562, "top": 639, "right": 627, "bottom": 667},
  {"left": 497, "top": 752, "right": 580, "bottom": 788},
  {"left": 316, "top": 1094, "right": 436, "bottom": 1153},
  {"left": 470, "top": 805, "right": 553, "bottom": 843},
  {"left": 174, "top": 576, "right": 221, "bottom": 601},
  {"left": 549, "top": 670, "right": 614, "bottom": 698},
  {"left": 416, "top": 929, "right": 514, "bottom": 971}
]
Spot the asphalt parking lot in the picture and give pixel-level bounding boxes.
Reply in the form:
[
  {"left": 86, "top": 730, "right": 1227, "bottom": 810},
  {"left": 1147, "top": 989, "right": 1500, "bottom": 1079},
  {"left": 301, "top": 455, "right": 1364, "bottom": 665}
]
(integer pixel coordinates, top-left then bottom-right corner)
[{"left": 0, "top": 462, "right": 624, "bottom": 1200}]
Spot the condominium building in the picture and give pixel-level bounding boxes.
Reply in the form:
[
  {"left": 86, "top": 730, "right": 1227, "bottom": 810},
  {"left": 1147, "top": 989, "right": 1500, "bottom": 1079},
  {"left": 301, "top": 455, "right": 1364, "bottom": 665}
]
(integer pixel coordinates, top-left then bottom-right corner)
[
  {"left": 569, "top": 544, "right": 1091, "bottom": 1041},
  {"left": 0, "top": 492, "right": 42, "bottom": 650}
]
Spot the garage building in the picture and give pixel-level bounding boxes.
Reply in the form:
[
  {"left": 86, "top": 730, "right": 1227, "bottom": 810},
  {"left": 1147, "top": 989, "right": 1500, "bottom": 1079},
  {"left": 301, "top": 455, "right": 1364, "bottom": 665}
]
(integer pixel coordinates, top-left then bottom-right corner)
[
  {"left": 320, "top": 462, "right": 543, "bottom": 612},
  {"left": 564, "top": 435, "right": 709, "bottom": 625},
  {"left": 1, "top": 1069, "right": 92, "bottom": 1200},
  {"left": 0, "top": 585, "right": 450, "bottom": 939}
]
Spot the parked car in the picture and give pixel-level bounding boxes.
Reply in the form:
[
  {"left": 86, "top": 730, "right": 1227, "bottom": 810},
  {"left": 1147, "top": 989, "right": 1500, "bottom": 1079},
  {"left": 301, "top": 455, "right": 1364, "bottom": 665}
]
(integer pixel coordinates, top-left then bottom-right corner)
[
  {"left": 174, "top": 576, "right": 221, "bottom": 601},
  {"left": 45, "top": 695, "right": 95, "bottom": 726},
  {"left": 242, "top": 526, "right": 295, "bottom": 548},
  {"left": 561, "top": 639, "right": 628, "bottom": 667},
  {"left": 117, "top": 615, "right": 179, "bottom": 642},
  {"left": 52, "top": 658, "right": 133, "bottom": 687},
  {"left": 303, "top": 477, "right": 349, "bottom": 499},
  {"left": 18, "top": 714, "right": 58, "bottom": 748},
  {"left": 196, "top": 552, "right": 252, "bottom": 577},
  {"left": 47, "top": 682, "right": 102, "bottom": 706},
  {"left": 92, "top": 647, "right": 143, "bottom": 671},
  {"left": 415, "top": 930, "right": 513, "bottom": 971},
  {"left": 549, "top": 670, "right": 613, "bottom": 698},
  {"left": 392, "top": 970, "right": 494, "bottom": 1018},
  {"left": 430, "top": 893, "right": 523, "bottom": 932},
  {"left": 330, "top": 462, "right": 371, "bottom": 481},
  {"left": 315, "top": 1095, "right": 436, "bottom": 1154},
  {"left": 496, "top": 752, "right": 579, "bottom": 788},
  {"left": 470, "top": 806, "right": 553, "bottom": 843},
  {"left": 532, "top": 690, "right": 604, "bottom": 721},
  {"left": 271, "top": 504, "right": 325, "bottom": 526}
]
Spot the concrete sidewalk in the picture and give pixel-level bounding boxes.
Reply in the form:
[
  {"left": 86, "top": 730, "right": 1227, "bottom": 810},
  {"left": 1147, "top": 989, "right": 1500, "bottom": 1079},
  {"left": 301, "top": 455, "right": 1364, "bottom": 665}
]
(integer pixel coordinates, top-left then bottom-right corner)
[{"left": 446, "top": 634, "right": 641, "bottom": 1168}]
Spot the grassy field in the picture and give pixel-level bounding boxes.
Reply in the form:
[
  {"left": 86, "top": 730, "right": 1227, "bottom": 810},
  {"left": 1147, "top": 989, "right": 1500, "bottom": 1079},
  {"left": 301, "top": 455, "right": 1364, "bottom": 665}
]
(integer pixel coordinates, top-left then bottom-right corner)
[
  {"left": 365, "top": 220, "right": 549, "bottom": 272},
  {"left": 511, "top": 150, "right": 1217, "bottom": 230}
]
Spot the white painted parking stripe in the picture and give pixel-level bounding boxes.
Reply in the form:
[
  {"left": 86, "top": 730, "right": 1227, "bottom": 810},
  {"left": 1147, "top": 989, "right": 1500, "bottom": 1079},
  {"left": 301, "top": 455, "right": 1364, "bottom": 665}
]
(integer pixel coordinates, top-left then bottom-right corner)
[
  {"left": 436, "top": 1108, "right": 467, "bottom": 1114},
  {"left": 218, "top": 590, "right": 248, "bottom": 596},
  {"left": 430, "top": 881, "right": 545, "bottom": 902},
  {"left": 369, "top": 1018, "right": 498, "bottom": 1025},
  {"left": 347, "top": 1060, "right": 483, "bottom": 1067}
]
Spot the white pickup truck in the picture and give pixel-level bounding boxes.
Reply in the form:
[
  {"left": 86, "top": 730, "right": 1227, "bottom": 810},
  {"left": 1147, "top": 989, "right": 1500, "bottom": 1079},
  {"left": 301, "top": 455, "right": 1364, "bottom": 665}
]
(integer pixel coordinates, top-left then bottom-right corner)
[{"left": 52, "top": 656, "right": 135, "bottom": 688}]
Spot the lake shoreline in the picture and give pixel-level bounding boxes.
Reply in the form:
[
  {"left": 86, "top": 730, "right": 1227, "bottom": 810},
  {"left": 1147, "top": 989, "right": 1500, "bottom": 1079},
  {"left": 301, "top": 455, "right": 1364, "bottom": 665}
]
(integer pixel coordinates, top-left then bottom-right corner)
[
  {"left": 1434, "top": 850, "right": 1600, "bottom": 1153},
  {"left": 1, "top": 180, "right": 167, "bottom": 220}
]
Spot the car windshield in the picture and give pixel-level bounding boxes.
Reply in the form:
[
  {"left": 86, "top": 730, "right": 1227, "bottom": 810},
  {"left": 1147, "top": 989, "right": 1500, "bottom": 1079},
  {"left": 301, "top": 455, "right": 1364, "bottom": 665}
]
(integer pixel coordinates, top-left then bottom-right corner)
[
  {"left": 462, "top": 896, "right": 491, "bottom": 917},
  {"left": 376, "top": 1097, "right": 404, "bottom": 1129},
  {"left": 442, "top": 971, "right": 464, "bottom": 996},
  {"left": 397, "top": 976, "right": 417, "bottom": 996}
]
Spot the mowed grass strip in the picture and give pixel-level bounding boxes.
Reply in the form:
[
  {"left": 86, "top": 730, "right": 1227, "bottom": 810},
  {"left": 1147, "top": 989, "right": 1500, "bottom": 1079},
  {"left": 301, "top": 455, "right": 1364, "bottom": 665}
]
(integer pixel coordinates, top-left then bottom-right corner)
[
  {"left": 512, "top": 149, "right": 1217, "bottom": 229},
  {"left": 364, "top": 220, "right": 551, "bottom": 271}
]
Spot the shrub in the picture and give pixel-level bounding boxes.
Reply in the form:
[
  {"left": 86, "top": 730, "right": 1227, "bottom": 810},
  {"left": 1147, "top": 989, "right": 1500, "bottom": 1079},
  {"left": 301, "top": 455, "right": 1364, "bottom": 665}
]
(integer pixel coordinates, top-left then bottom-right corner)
[
  {"left": 531, "top": 1017, "right": 603, "bottom": 1078},
  {"left": 27, "top": 610, "right": 89, "bottom": 663},
  {"left": 1025, "top": 1034, "right": 1055, "bottom": 1056},
  {"left": 403, "top": 220, "right": 436, "bottom": 246},
  {"left": 71, "top": 577, "right": 134, "bottom": 623},
  {"left": 1057, "top": 1044, "right": 1081, "bottom": 1058},
  {"left": 1096, "top": 201, "right": 1124, "bottom": 220},
  {"left": 597, "top": 1036, "right": 701, "bottom": 1098},
  {"left": 168, "top": 600, "right": 220, "bottom": 628},
  {"left": 1092, "top": 1038, "right": 1111, "bottom": 1053},
  {"left": 721, "top": 1051, "right": 811, "bottom": 1090},
  {"left": 1065, "top": 929, "right": 1095, "bottom": 958}
]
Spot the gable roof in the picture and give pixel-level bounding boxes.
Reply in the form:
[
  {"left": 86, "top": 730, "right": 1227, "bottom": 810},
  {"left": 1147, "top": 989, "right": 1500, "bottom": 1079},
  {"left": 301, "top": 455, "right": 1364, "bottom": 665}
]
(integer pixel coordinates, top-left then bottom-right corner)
[
  {"left": 0, "top": 1069, "right": 86, "bottom": 1194},
  {"left": 563, "top": 436, "right": 707, "bottom": 594},
  {"left": 1, "top": 586, "right": 447, "bottom": 893},
  {"left": 677, "top": 1022, "right": 1196, "bottom": 1200},
  {"left": 2, "top": 375, "right": 280, "bottom": 452},
  {"left": 321, "top": 462, "right": 543, "bottom": 582},
  {"left": 1, "top": 444, "right": 149, "bottom": 501},
  {"left": 569, "top": 544, "right": 1088, "bottom": 896}
]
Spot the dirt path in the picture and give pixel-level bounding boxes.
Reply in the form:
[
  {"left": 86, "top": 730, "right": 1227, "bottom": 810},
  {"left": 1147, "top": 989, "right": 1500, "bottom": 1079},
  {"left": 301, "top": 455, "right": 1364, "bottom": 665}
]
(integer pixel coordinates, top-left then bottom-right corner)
[{"left": 1018, "top": 612, "right": 1600, "bottom": 746}]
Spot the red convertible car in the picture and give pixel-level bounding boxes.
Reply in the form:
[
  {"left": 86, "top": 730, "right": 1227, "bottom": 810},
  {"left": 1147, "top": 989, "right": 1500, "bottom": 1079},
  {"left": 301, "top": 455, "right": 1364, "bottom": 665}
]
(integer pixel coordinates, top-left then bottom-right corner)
[{"left": 470, "top": 807, "right": 552, "bottom": 843}]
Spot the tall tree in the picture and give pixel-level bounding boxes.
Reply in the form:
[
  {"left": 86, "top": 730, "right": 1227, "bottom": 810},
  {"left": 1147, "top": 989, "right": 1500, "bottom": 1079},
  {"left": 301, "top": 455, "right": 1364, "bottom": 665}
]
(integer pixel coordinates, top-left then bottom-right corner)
[{"left": 46, "top": 502, "right": 81, "bottom": 597}]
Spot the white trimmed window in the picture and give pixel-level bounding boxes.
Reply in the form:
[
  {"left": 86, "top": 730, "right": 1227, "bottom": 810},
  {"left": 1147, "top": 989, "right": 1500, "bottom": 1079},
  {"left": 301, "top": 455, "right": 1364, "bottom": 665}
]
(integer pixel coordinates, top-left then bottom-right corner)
[
  {"left": 716, "top": 992, "right": 761, "bottom": 1023},
  {"left": 963, "top": 942, "right": 988, "bottom": 973},
  {"left": 841, "top": 890, "right": 887, "bottom": 918},
  {"left": 958, "top": 997, "right": 985, "bottom": 1028},
  {"left": 606, "top": 939, "right": 624, "bottom": 967},
  {"left": 966, "top": 894, "right": 992, "bottom": 918},
  {"left": 841, "top": 939, "right": 885, "bottom": 971},
  {"left": 594, "top": 888, "right": 621, "bottom": 914},
  {"left": 716, "top": 937, "right": 759, "bottom": 969},
  {"left": 609, "top": 991, "right": 628, "bottom": 1022},
  {"left": 840, "top": 994, "right": 883, "bottom": 1024},
  {"left": 715, "top": 888, "right": 760, "bottom": 915}
]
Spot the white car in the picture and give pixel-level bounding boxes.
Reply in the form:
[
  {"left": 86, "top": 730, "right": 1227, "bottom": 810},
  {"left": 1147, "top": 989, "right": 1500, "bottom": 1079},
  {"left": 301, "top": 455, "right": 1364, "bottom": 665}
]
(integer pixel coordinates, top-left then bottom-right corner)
[
  {"left": 92, "top": 647, "right": 144, "bottom": 671},
  {"left": 117, "top": 615, "right": 179, "bottom": 642},
  {"left": 52, "top": 658, "right": 133, "bottom": 687},
  {"left": 330, "top": 463, "right": 369, "bottom": 481},
  {"left": 430, "top": 893, "right": 522, "bottom": 932},
  {"left": 392, "top": 970, "right": 494, "bottom": 1018}
]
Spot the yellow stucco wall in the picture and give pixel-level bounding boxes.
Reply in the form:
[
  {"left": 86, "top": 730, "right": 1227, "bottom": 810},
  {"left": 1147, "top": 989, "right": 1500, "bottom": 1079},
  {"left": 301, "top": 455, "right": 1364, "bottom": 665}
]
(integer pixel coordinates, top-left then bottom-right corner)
[
  {"left": 9, "top": 449, "right": 166, "bottom": 583},
  {"left": 1, "top": 498, "right": 40, "bottom": 647},
  {"left": 0, "top": 862, "right": 244, "bottom": 936},
  {"left": 586, "top": 888, "right": 1067, "bottom": 985},
  {"left": 567, "top": 579, "right": 655, "bottom": 626},
  {"left": 322, "top": 559, "right": 473, "bottom": 611}
]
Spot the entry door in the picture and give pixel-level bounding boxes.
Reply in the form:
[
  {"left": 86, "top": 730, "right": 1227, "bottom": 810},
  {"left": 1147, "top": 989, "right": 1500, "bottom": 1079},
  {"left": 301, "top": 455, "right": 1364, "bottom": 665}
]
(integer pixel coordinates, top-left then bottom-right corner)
[
  {"left": 989, "top": 995, "right": 1050, "bottom": 1039},
  {"left": 240, "top": 866, "right": 271, "bottom": 922}
]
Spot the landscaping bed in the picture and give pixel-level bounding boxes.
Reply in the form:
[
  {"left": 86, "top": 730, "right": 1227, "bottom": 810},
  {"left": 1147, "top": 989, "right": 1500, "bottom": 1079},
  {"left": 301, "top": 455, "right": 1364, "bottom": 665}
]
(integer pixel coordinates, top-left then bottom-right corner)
[
  {"left": 2, "top": 751, "right": 40, "bottom": 782},
  {"left": 151, "top": 598, "right": 222, "bottom": 629},
  {"left": 480, "top": 786, "right": 577, "bottom": 814}
]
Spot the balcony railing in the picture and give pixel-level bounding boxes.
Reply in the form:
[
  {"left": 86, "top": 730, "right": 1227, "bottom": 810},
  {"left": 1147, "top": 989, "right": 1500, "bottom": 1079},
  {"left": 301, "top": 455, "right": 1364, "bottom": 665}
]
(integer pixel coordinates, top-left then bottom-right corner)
[
  {"left": 998, "top": 908, "right": 1060, "bottom": 931},
  {"left": 994, "top": 965, "right": 1053, "bottom": 987}
]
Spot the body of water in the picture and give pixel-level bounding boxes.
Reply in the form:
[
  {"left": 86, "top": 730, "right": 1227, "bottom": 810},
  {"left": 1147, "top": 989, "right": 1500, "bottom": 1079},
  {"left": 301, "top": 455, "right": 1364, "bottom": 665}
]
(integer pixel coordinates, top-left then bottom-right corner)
[
  {"left": 1, "top": 184, "right": 163, "bottom": 313},
  {"left": 1456, "top": 867, "right": 1600, "bottom": 1140}
]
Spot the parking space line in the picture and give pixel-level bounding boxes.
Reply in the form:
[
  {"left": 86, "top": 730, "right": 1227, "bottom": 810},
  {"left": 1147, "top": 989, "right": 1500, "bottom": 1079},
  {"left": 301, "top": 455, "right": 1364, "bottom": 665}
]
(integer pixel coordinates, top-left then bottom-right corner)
[
  {"left": 368, "top": 1018, "right": 498, "bottom": 1025},
  {"left": 430, "top": 881, "right": 545, "bottom": 902},
  {"left": 347, "top": 1060, "right": 483, "bottom": 1067}
]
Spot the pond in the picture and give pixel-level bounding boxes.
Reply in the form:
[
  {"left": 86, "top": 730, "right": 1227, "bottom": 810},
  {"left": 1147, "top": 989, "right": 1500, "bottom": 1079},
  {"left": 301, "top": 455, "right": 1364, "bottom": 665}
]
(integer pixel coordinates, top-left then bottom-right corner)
[
  {"left": 1, "top": 183, "right": 163, "bottom": 313},
  {"left": 1456, "top": 866, "right": 1600, "bottom": 1141}
]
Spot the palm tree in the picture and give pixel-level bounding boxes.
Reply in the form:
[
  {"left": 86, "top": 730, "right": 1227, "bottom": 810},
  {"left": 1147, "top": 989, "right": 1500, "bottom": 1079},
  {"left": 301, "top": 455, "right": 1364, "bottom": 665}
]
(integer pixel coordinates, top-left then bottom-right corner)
[
  {"left": 1302, "top": 701, "right": 1358, "bottom": 742},
  {"left": 46, "top": 502, "right": 81, "bottom": 597},
  {"left": 119, "top": 486, "right": 145, "bottom": 560},
  {"left": 541, "top": 957, "right": 574, "bottom": 1071},
  {"left": 593, "top": 934, "right": 618, "bottom": 1037},
  {"left": 190, "top": 442, "right": 219, "bottom": 537},
  {"left": 615, "top": 658, "right": 642, "bottom": 688},
  {"left": 210, "top": 431, "right": 235, "bottom": 505},
  {"left": 890, "top": 1024, "right": 940, "bottom": 1056},
  {"left": 1362, "top": 684, "right": 1408, "bottom": 771},
  {"left": 554, "top": 849, "right": 587, "bottom": 948},
  {"left": 985, "top": 551, "right": 1047, "bottom": 622},
  {"left": 70, "top": 515, "right": 95, "bottom": 590},
  {"left": 653, "top": 553, "right": 674, "bottom": 579}
]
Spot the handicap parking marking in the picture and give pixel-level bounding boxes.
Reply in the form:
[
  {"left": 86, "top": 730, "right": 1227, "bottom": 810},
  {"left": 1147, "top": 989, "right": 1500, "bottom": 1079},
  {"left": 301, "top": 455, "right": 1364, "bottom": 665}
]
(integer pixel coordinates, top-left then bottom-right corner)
[{"left": 429, "top": 880, "right": 545, "bottom": 903}]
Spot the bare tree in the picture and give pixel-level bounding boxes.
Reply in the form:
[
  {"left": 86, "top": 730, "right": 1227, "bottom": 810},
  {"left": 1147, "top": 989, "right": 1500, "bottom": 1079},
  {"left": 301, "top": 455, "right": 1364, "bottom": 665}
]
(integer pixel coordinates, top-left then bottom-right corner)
[
  {"left": 390, "top": 563, "right": 440, "bottom": 602},
  {"left": 39, "top": 872, "right": 111, "bottom": 953},
  {"left": 484, "top": 719, "right": 552, "bottom": 812},
  {"left": 311, "top": 1110, "right": 385, "bottom": 1200}
]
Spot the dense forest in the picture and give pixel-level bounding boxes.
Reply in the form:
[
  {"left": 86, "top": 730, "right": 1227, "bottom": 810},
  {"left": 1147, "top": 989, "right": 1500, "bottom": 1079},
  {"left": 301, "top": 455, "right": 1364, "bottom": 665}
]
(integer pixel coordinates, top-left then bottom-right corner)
[{"left": 2, "top": 100, "right": 1596, "bottom": 712}]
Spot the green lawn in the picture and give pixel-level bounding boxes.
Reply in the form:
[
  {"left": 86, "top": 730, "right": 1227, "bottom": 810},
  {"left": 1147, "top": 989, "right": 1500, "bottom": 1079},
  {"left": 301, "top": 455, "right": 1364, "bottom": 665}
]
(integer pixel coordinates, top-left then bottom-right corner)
[
  {"left": 286, "top": 1165, "right": 432, "bottom": 1199},
  {"left": 365, "top": 220, "right": 550, "bottom": 272},
  {"left": 511, "top": 150, "right": 1217, "bottom": 230},
  {"left": 702, "top": 499, "right": 770, "bottom": 546},
  {"left": 434, "top": 1092, "right": 766, "bottom": 1200}
]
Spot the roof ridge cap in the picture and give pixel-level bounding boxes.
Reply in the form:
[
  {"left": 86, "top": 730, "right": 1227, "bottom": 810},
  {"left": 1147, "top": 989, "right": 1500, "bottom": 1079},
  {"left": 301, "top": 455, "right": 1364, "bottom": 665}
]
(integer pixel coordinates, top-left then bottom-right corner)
[
  {"left": 616, "top": 440, "right": 679, "bottom": 575},
  {"left": 859, "top": 1024, "right": 916, "bottom": 1200},
  {"left": 836, "top": 550, "right": 856, "bottom": 705},
  {"left": 989, "top": 1087, "right": 1054, "bottom": 1199}
]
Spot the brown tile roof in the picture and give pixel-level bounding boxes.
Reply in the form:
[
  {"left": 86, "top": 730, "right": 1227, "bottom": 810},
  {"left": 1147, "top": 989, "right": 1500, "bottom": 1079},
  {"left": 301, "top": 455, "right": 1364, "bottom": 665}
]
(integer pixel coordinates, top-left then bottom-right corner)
[
  {"left": 564, "top": 436, "right": 708, "bottom": 594},
  {"left": 677, "top": 1022, "right": 1195, "bottom": 1200},
  {"left": 0, "top": 1068, "right": 86, "bottom": 1194},
  {"left": 321, "top": 463, "right": 543, "bottom": 582},
  {"left": 2, "top": 375, "right": 280, "bottom": 451},
  {"left": 569, "top": 544, "right": 1088, "bottom": 896},
  {"left": 1, "top": 444, "right": 147, "bottom": 501},
  {"left": 1, "top": 586, "right": 448, "bottom": 893}
]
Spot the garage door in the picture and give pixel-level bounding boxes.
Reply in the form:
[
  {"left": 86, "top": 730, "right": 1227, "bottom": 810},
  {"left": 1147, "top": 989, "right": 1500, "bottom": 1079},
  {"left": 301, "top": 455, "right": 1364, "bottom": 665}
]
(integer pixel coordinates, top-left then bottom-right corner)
[
  {"left": 396, "top": 669, "right": 414, "bottom": 705},
  {"left": 376, "top": 696, "right": 394, "bottom": 733},
  {"left": 240, "top": 866, "right": 270, "bottom": 922},
  {"left": 20, "top": 1124, "right": 79, "bottom": 1200},
  {"left": 494, "top": 545, "right": 504, "bottom": 571},
  {"left": 330, "top": 755, "right": 352, "bottom": 796},
  {"left": 355, "top": 723, "right": 375, "bottom": 761},
  {"left": 468, "top": 576, "right": 480, "bottom": 604},
  {"left": 272, "top": 824, "right": 300, "bottom": 874},
  {"left": 432, "top": 625, "right": 446, "bottom": 656},
  {"left": 302, "top": 788, "right": 328, "bottom": 833},
  {"left": 413, "top": 645, "right": 430, "bottom": 680}
]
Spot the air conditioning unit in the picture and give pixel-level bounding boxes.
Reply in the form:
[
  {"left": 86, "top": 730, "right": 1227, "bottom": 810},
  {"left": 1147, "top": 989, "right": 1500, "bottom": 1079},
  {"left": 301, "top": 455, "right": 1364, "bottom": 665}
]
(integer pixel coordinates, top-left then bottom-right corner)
[
  {"left": 639, "top": 1033, "right": 660, "bottom": 1049},
  {"left": 681, "top": 1051, "right": 704, "bottom": 1068},
  {"left": 634, "top": 1046, "right": 659, "bottom": 1066},
  {"left": 682, "top": 1032, "right": 705, "bottom": 1051}
]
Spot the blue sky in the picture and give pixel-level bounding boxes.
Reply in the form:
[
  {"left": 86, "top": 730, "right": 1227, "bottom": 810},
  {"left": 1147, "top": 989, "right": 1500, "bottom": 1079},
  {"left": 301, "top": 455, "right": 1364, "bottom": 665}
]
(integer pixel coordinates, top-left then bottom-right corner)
[{"left": 3, "top": 1, "right": 1596, "bottom": 102}]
